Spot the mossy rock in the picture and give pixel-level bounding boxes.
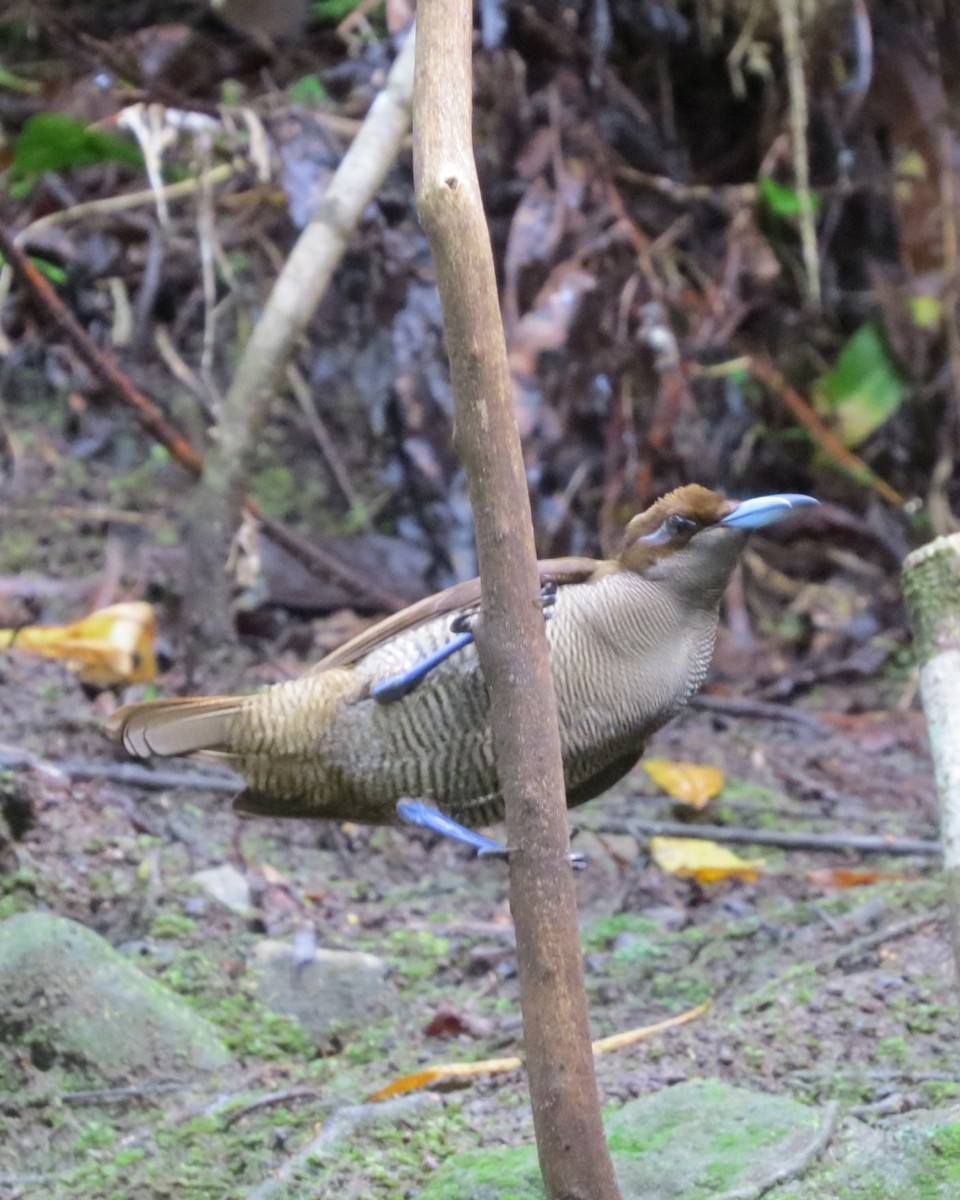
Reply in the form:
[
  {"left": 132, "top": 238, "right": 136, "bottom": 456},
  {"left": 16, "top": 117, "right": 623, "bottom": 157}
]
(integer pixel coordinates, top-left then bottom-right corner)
[
  {"left": 777, "top": 1109, "right": 960, "bottom": 1199},
  {"left": 418, "top": 1079, "right": 826, "bottom": 1200},
  {"left": 0, "top": 911, "right": 231, "bottom": 1084},
  {"left": 418, "top": 1080, "right": 960, "bottom": 1200}
]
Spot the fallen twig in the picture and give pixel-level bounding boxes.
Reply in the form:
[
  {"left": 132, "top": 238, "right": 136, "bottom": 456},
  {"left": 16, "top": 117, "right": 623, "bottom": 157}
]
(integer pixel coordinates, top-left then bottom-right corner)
[
  {"left": 689, "top": 693, "right": 828, "bottom": 730},
  {"left": 716, "top": 1100, "right": 840, "bottom": 1200},
  {"left": 594, "top": 818, "right": 941, "bottom": 857},
  {"left": 0, "top": 744, "right": 241, "bottom": 793},
  {"left": 0, "top": 1081, "right": 190, "bottom": 1110},
  {"left": 368, "top": 1001, "right": 710, "bottom": 1101},
  {"left": 220, "top": 1088, "right": 327, "bottom": 1129},
  {"left": 814, "top": 911, "right": 943, "bottom": 973}
]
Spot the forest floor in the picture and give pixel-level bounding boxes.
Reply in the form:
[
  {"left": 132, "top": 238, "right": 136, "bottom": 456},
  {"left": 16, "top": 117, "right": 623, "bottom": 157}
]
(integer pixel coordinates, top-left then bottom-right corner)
[
  {"left": 0, "top": 507, "right": 955, "bottom": 1197},
  {"left": 2, "top": 3, "right": 960, "bottom": 1196}
]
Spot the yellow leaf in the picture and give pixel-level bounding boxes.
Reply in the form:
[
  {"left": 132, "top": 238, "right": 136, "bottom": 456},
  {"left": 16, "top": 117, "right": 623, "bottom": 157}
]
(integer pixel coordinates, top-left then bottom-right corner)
[
  {"left": 0, "top": 602, "right": 158, "bottom": 686},
  {"left": 367, "top": 1001, "right": 710, "bottom": 1102},
  {"left": 643, "top": 759, "right": 725, "bottom": 808},
  {"left": 806, "top": 867, "right": 905, "bottom": 889},
  {"left": 650, "top": 836, "right": 764, "bottom": 882},
  {"left": 368, "top": 1056, "right": 521, "bottom": 1101}
]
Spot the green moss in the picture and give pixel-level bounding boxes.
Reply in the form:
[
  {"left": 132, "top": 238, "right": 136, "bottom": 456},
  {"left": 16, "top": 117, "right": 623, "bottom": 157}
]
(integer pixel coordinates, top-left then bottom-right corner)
[
  {"left": 0, "top": 526, "right": 38, "bottom": 570},
  {"left": 251, "top": 464, "right": 297, "bottom": 514},
  {"left": 875, "top": 1036, "right": 911, "bottom": 1066},
  {"left": 72, "top": 1119, "right": 118, "bottom": 1151},
  {"left": 387, "top": 928, "right": 451, "bottom": 980},
  {"left": 210, "top": 993, "right": 311, "bottom": 1059},
  {"left": 149, "top": 911, "right": 198, "bottom": 939},
  {"left": 418, "top": 1145, "right": 543, "bottom": 1200},
  {"left": 583, "top": 912, "right": 661, "bottom": 949}
]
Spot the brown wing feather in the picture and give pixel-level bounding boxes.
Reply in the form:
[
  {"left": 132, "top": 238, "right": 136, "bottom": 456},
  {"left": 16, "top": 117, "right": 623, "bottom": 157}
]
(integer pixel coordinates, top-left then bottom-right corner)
[{"left": 306, "top": 556, "right": 605, "bottom": 674}]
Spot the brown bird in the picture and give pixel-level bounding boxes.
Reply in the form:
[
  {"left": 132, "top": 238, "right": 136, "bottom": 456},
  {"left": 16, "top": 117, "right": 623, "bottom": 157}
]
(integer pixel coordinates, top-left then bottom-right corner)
[{"left": 107, "top": 485, "right": 816, "bottom": 858}]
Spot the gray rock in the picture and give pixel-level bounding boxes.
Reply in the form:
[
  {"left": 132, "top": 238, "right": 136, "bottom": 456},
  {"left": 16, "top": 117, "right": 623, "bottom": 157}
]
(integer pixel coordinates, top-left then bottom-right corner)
[
  {"left": 192, "top": 863, "right": 252, "bottom": 915},
  {"left": 252, "top": 939, "right": 391, "bottom": 1042},
  {"left": 0, "top": 912, "right": 231, "bottom": 1084}
]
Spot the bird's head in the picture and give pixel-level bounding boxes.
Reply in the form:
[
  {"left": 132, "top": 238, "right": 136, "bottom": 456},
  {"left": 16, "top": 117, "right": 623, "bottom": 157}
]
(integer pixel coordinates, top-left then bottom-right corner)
[{"left": 618, "top": 484, "right": 818, "bottom": 609}]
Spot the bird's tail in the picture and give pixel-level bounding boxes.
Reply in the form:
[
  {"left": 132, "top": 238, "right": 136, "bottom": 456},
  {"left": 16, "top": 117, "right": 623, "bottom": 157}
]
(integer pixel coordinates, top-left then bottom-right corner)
[{"left": 106, "top": 695, "right": 248, "bottom": 759}]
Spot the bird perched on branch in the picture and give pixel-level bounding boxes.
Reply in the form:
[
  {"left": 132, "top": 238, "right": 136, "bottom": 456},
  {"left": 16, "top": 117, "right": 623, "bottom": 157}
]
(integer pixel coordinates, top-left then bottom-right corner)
[{"left": 108, "top": 485, "right": 816, "bottom": 859}]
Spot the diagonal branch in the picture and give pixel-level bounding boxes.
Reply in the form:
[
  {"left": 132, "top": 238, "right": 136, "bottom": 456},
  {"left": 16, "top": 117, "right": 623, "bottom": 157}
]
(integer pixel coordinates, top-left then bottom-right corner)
[{"left": 0, "top": 227, "right": 407, "bottom": 614}]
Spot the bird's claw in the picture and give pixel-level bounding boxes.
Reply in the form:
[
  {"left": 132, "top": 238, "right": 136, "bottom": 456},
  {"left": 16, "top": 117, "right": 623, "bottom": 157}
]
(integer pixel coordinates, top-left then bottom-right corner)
[
  {"left": 449, "top": 609, "right": 479, "bottom": 637},
  {"left": 539, "top": 577, "right": 558, "bottom": 620},
  {"left": 473, "top": 844, "right": 587, "bottom": 871}
]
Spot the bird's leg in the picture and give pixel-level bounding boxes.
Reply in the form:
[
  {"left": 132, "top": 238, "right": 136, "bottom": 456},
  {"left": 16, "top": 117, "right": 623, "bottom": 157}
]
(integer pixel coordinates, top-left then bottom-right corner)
[
  {"left": 372, "top": 579, "right": 558, "bottom": 705},
  {"left": 396, "top": 799, "right": 587, "bottom": 869},
  {"left": 396, "top": 799, "right": 507, "bottom": 857}
]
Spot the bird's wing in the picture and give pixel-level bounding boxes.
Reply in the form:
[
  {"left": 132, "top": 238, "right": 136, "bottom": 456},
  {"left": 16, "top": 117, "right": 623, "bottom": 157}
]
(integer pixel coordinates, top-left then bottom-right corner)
[{"left": 306, "top": 556, "right": 604, "bottom": 674}]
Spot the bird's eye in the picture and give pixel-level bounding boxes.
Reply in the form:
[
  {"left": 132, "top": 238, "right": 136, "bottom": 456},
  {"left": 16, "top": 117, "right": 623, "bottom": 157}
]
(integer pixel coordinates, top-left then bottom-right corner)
[
  {"left": 638, "top": 512, "right": 699, "bottom": 546},
  {"left": 664, "top": 514, "right": 697, "bottom": 538}
]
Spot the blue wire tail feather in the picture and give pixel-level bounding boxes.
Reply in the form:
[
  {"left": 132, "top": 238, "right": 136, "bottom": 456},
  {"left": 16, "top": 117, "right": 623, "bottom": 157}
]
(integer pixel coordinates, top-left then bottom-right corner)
[{"left": 371, "top": 630, "right": 474, "bottom": 704}]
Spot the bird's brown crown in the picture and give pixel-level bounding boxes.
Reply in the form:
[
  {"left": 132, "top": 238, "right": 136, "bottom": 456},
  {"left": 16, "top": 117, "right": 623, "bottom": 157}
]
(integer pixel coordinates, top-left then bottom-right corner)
[{"left": 618, "top": 484, "right": 735, "bottom": 572}]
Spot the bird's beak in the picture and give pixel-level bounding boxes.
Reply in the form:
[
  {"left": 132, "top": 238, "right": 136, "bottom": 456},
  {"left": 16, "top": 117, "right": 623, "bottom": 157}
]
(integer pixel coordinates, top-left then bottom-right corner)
[{"left": 719, "top": 493, "right": 819, "bottom": 530}]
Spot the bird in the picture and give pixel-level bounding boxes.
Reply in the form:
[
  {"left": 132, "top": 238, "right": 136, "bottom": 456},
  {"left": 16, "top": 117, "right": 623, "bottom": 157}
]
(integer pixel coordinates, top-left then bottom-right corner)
[{"left": 107, "top": 485, "right": 817, "bottom": 859}]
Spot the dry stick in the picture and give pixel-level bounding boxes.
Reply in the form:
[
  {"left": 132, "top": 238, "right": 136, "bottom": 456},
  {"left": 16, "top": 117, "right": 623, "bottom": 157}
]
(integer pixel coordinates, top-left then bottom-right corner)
[
  {"left": 689, "top": 692, "right": 829, "bottom": 729},
  {"left": 594, "top": 818, "right": 941, "bottom": 857},
  {"left": 0, "top": 226, "right": 203, "bottom": 473},
  {"left": 412, "top": 6, "right": 621, "bottom": 1200},
  {"left": 716, "top": 1100, "right": 840, "bottom": 1200},
  {"left": 0, "top": 745, "right": 242, "bottom": 792},
  {"left": 747, "top": 355, "right": 905, "bottom": 507},
  {"left": 0, "top": 227, "right": 407, "bottom": 614},
  {"left": 903, "top": 536, "right": 960, "bottom": 991},
  {"left": 814, "top": 912, "right": 941, "bottom": 973},
  {"left": 774, "top": 0, "right": 820, "bottom": 308},
  {"left": 184, "top": 25, "right": 417, "bottom": 649}
]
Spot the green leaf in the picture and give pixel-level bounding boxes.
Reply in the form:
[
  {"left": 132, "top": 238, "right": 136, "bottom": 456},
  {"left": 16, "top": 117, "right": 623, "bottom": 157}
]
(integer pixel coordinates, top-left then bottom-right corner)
[
  {"left": 311, "top": 0, "right": 366, "bottom": 20},
  {"left": 0, "top": 252, "right": 67, "bottom": 285},
  {"left": 908, "top": 295, "right": 942, "bottom": 330},
  {"left": 30, "top": 257, "right": 67, "bottom": 285},
  {"left": 0, "top": 66, "right": 41, "bottom": 95},
  {"left": 12, "top": 113, "right": 143, "bottom": 182},
  {"left": 759, "top": 175, "right": 821, "bottom": 219},
  {"left": 815, "top": 323, "right": 904, "bottom": 447},
  {"left": 288, "top": 74, "right": 328, "bottom": 105}
]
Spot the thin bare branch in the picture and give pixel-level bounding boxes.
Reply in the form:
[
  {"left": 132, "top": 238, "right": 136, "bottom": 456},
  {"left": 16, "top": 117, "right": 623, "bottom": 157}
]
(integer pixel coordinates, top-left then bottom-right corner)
[{"left": 413, "top": 5, "right": 621, "bottom": 1197}]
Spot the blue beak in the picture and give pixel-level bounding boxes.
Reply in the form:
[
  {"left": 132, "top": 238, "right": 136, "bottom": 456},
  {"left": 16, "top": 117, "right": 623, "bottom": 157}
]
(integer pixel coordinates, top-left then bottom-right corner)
[{"left": 719, "top": 493, "right": 819, "bottom": 530}]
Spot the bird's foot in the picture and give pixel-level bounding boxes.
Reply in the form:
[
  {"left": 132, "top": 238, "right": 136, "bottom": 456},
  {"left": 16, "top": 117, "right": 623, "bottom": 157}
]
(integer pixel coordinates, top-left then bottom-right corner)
[
  {"left": 539, "top": 577, "right": 558, "bottom": 619},
  {"left": 396, "top": 800, "right": 586, "bottom": 869},
  {"left": 397, "top": 799, "right": 505, "bottom": 856}
]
